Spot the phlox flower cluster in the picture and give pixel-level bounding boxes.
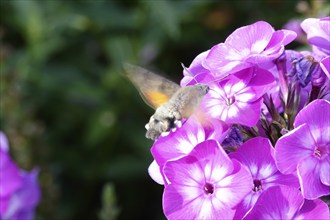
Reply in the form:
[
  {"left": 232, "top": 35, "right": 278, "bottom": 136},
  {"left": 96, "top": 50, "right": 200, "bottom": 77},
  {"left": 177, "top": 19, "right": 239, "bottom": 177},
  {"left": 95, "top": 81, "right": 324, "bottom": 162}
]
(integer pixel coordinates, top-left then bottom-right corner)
[
  {"left": 0, "top": 132, "right": 41, "bottom": 220},
  {"left": 148, "top": 18, "right": 330, "bottom": 219}
]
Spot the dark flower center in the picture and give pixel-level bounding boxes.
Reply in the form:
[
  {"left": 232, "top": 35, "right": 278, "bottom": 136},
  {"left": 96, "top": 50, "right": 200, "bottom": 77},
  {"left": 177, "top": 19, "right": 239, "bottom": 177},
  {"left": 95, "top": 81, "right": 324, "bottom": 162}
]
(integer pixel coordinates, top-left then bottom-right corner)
[
  {"left": 226, "top": 96, "right": 236, "bottom": 106},
  {"left": 253, "top": 179, "right": 262, "bottom": 192},
  {"left": 314, "top": 144, "right": 329, "bottom": 159},
  {"left": 203, "top": 182, "right": 214, "bottom": 195}
]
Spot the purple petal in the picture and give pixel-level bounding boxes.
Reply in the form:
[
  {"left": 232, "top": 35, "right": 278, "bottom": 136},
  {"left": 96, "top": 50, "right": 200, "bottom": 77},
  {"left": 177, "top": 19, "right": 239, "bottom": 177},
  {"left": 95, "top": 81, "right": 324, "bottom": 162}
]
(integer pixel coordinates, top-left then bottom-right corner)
[
  {"left": 202, "top": 118, "right": 229, "bottom": 142},
  {"left": 230, "top": 137, "right": 300, "bottom": 195},
  {"left": 233, "top": 192, "right": 260, "bottom": 220},
  {"left": 297, "top": 156, "right": 330, "bottom": 199},
  {"left": 246, "top": 48, "right": 283, "bottom": 63},
  {"left": 0, "top": 197, "right": 10, "bottom": 215},
  {"left": 236, "top": 67, "right": 275, "bottom": 101},
  {"left": 228, "top": 99, "right": 262, "bottom": 126},
  {"left": 294, "top": 99, "right": 330, "bottom": 145},
  {"left": 225, "top": 21, "right": 274, "bottom": 54},
  {"left": 203, "top": 43, "right": 253, "bottom": 76},
  {"left": 275, "top": 124, "right": 315, "bottom": 174},
  {"left": 203, "top": 21, "right": 276, "bottom": 76},
  {"left": 2, "top": 169, "right": 40, "bottom": 220},
  {"left": 230, "top": 137, "right": 277, "bottom": 179},
  {"left": 0, "top": 152, "right": 22, "bottom": 198},
  {"left": 264, "top": 30, "right": 297, "bottom": 55},
  {"left": 148, "top": 160, "right": 164, "bottom": 185},
  {"left": 320, "top": 56, "right": 330, "bottom": 79},
  {"left": 163, "top": 184, "right": 236, "bottom": 220},
  {"left": 163, "top": 140, "right": 252, "bottom": 219},
  {"left": 225, "top": 68, "right": 253, "bottom": 96},
  {"left": 320, "top": 155, "right": 330, "bottom": 186},
  {"left": 215, "top": 160, "right": 253, "bottom": 208},
  {"left": 244, "top": 186, "right": 304, "bottom": 220},
  {"left": 0, "top": 132, "right": 9, "bottom": 152},
  {"left": 295, "top": 199, "right": 330, "bottom": 219},
  {"left": 263, "top": 171, "right": 300, "bottom": 189},
  {"left": 180, "top": 50, "right": 215, "bottom": 86},
  {"left": 151, "top": 116, "right": 205, "bottom": 169},
  {"left": 301, "top": 17, "right": 330, "bottom": 52}
]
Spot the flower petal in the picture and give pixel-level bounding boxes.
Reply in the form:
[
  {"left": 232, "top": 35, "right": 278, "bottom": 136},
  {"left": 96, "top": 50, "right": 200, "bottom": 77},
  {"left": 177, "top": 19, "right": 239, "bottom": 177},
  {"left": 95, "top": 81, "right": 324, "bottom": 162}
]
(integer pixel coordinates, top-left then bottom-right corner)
[
  {"left": 148, "top": 160, "right": 164, "bottom": 185},
  {"left": 180, "top": 50, "right": 215, "bottom": 86},
  {"left": 264, "top": 30, "right": 297, "bottom": 55},
  {"left": 301, "top": 17, "right": 330, "bottom": 52},
  {"left": 230, "top": 137, "right": 277, "bottom": 179},
  {"left": 0, "top": 152, "right": 22, "bottom": 198},
  {"left": 151, "top": 117, "right": 205, "bottom": 168},
  {"left": 228, "top": 99, "right": 262, "bottom": 126},
  {"left": 163, "top": 184, "right": 203, "bottom": 220},
  {"left": 215, "top": 160, "right": 253, "bottom": 208},
  {"left": 163, "top": 140, "right": 252, "bottom": 219},
  {"left": 295, "top": 199, "right": 330, "bottom": 220},
  {"left": 204, "top": 43, "right": 253, "bottom": 76},
  {"left": 320, "top": 56, "right": 330, "bottom": 79},
  {"left": 275, "top": 124, "right": 315, "bottom": 174},
  {"left": 297, "top": 156, "right": 330, "bottom": 199},
  {"left": 244, "top": 186, "right": 304, "bottom": 220},
  {"left": 294, "top": 99, "right": 330, "bottom": 145},
  {"left": 225, "top": 21, "right": 274, "bottom": 54},
  {"left": 236, "top": 67, "right": 275, "bottom": 102},
  {"left": 320, "top": 155, "right": 330, "bottom": 186},
  {"left": 0, "top": 132, "right": 9, "bottom": 152}
]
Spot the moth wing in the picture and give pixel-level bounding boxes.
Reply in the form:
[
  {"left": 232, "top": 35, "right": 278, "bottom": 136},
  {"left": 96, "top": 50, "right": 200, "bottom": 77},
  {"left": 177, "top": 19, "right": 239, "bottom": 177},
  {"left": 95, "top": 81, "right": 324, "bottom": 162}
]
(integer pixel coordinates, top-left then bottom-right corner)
[{"left": 123, "top": 63, "right": 180, "bottom": 109}]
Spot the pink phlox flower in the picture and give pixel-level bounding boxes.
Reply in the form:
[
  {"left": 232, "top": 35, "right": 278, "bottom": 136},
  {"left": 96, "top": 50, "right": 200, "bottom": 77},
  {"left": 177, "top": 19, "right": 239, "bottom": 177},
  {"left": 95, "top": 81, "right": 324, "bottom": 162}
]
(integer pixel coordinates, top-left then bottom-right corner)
[
  {"left": 203, "top": 21, "right": 297, "bottom": 77},
  {"left": 202, "top": 66, "right": 275, "bottom": 127},
  {"left": 149, "top": 116, "right": 228, "bottom": 185},
  {"left": 243, "top": 185, "right": 330, "bottom": 220},
  {"left": 162, "top": 140, "right": 252, "bottom": 220},
  {"left": 230, "top": 137, "right": 300, "bottom": 219},
  {"left": 275, "top": 99, "right": 330, "bottom": 199}
]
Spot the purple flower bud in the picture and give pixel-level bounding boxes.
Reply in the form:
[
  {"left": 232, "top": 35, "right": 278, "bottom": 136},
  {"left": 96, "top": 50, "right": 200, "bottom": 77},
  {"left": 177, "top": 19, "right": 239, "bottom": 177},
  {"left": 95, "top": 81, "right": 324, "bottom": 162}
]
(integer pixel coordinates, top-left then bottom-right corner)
[
  {"left": 292, "top": 55, "right": 316, "bottom": 87},
  {"left": 221, "top": 126, "right": 244, "bottom": 149}
]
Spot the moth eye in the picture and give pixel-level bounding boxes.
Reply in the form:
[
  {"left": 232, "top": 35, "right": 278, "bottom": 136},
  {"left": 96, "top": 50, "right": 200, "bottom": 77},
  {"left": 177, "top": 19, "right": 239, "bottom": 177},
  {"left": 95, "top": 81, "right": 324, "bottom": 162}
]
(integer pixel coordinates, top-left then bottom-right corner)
[
  {"left": 153, "top": 118, "right": 160, "bottom": 123},
  {"left": 165, "top": 117, "right": 176, "bottom": 129}
]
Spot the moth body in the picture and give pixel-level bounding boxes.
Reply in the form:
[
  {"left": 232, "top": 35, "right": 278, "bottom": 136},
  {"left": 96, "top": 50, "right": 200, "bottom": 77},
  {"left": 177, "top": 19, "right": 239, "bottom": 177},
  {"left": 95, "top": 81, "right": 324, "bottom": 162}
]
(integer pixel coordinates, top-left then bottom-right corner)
[
  {"left": 124, "top": 63, "right": 209, "bottom": 140},
  {"left": 146, "top": 84, "right": 209, "bottom": 140}
]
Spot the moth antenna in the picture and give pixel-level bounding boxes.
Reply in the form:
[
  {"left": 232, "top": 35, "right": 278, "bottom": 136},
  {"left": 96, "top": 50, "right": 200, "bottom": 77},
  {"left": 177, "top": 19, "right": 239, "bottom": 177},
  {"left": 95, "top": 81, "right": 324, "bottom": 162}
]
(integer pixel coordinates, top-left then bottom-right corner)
[
  {"left": 181, "top": 62, "right": 215, "bottom": 85},
  {"left": 180, "top": 62, "right": 231, "bottom": 87},
  {"left": 181, "top": 62, "right": 200, "bottom": 85}
]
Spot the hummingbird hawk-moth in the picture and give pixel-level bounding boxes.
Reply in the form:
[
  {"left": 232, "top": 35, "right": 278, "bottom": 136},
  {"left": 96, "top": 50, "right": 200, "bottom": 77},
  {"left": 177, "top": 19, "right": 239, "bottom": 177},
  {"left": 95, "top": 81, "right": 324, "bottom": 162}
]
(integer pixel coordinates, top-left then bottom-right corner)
[{"left": 123, "top": 63, "right": 209, "bottom": 140}]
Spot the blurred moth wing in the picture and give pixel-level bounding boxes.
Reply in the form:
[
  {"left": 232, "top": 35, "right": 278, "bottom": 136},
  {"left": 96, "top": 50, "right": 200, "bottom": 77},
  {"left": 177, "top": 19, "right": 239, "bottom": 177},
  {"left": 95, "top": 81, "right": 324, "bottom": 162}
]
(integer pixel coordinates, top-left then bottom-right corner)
[{"left": 123, "top": 63, "right": 180, "bottom": 109}]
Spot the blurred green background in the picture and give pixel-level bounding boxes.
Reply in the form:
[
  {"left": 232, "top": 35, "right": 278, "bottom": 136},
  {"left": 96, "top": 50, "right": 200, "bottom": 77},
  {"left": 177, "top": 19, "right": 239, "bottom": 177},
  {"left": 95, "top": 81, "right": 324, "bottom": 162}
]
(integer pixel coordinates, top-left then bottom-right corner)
[{"left": 1, "top": 0, "right": 328, "bottom": 219}]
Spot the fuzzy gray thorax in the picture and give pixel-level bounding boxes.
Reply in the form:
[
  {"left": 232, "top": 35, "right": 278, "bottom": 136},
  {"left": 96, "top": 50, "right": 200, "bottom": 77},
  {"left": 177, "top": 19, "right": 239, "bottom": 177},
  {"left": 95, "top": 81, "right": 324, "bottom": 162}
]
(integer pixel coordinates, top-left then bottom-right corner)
[{"left": 145, "top": 84, "right": 209, "bottom": 140}]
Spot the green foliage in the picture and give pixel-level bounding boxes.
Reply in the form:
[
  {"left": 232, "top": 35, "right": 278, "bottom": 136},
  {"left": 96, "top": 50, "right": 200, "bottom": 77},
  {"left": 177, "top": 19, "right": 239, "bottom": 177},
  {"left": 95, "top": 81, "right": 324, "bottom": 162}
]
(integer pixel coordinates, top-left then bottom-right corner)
[
  {"left": 99, "top": 183, "right": 120, "bottom": 220},
  {"left": 0, "top": 0, "right": 325, "bottom": 219}
]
